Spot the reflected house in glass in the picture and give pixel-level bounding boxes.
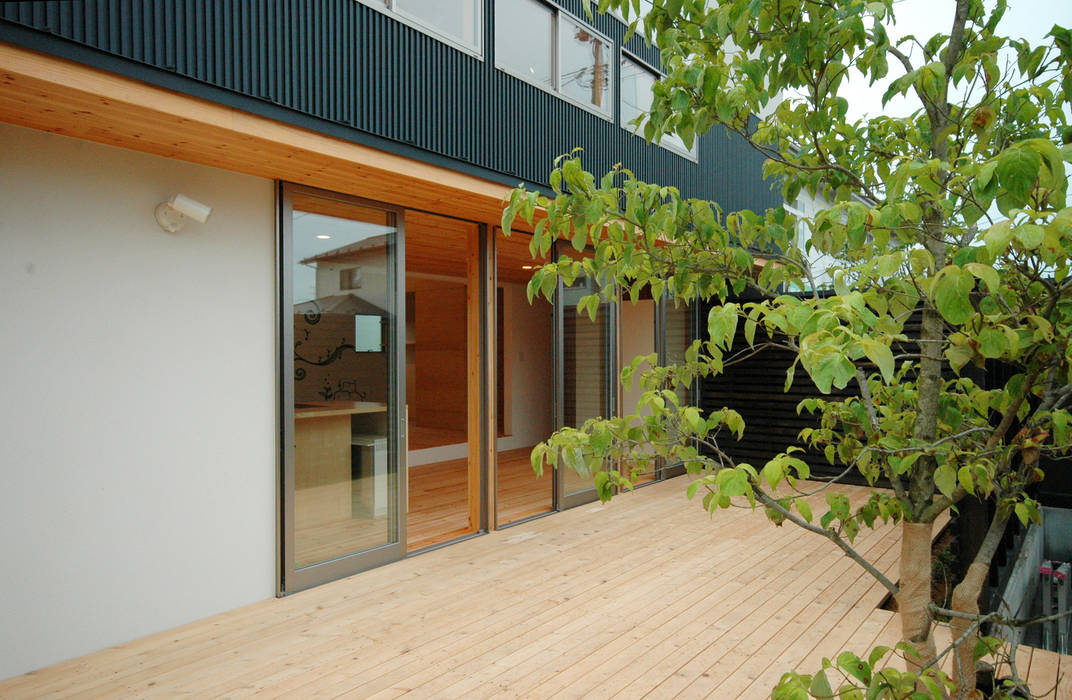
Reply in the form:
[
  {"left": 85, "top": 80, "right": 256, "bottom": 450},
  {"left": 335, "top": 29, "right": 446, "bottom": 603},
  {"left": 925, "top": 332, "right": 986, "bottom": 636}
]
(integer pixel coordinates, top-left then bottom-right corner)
[
  {"left": 0, "top": 0, "right": 781, "bottom": 680},
  {"left": 294, "top": 237, "right": 394, "bottom": 405}
]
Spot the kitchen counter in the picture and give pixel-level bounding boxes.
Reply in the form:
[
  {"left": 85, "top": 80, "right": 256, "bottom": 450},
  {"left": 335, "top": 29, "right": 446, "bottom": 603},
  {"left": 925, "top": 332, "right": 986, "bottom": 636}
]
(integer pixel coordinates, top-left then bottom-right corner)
[{"left": 295, "top": 400, "right": 387, "bottom": 419}]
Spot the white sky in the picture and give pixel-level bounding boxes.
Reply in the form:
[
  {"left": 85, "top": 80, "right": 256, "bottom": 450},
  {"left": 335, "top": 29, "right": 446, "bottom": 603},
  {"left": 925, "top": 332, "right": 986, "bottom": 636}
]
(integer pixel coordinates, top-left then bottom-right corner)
[{"left": 840, "top": 0, "right": 1072, "bottom": 119}]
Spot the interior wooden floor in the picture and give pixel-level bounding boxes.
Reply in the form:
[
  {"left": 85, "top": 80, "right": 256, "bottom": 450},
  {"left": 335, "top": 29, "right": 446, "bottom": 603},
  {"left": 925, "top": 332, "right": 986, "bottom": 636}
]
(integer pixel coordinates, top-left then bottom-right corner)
[
  {"left": 294, "top": 446, "right": 552, "bottom": 562},
  {"left": 4, "top": 479, "right": 1068, "bottom": 699},
  {"left": 407, "top": 447, "right": 553, "bottom": 552},
  {"left": 407, "top": 425, "right": 467, "bottom": 452}
]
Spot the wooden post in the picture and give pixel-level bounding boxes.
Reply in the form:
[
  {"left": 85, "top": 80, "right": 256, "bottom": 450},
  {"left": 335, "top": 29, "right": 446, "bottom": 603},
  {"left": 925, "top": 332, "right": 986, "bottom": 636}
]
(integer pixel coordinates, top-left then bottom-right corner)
[
  {"left": 486, "top": 224, "right": 499, "bottom": 529},
  {"left": 466, "top": 223, "right": 484, "bottom": 531}
]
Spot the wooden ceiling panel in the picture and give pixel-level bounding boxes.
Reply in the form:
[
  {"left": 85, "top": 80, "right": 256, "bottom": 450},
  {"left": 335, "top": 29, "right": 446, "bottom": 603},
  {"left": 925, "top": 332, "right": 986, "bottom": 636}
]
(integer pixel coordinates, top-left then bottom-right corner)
[{"left": 0, "top": 44, "right": 514, "bottom": 225}]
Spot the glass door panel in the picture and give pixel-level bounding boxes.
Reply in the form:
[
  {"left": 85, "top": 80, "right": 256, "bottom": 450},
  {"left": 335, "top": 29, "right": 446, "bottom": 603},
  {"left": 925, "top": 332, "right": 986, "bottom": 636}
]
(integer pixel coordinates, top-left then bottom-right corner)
[
  {"left": 402, "top": 212, "right": 482, "bottom": 551},
  {"left": 557, "top": 246, "right": 615, "bottom": 508},
  {"left": 658, "top": 298, "right": 696, "bottom": 479},
  {"left": 282, "top": 185, "right": 404, "bottom": 592},
  {"left": 619, "top": 292, "right": 658, "bottom": 485},
  {"left": 494, "top": 228, "right": 554, "bottom": 525}
]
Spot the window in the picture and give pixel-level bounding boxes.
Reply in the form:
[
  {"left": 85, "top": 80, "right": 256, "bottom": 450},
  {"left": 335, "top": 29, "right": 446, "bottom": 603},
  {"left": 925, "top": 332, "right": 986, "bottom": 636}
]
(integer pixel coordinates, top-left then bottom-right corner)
[
  {"left": 620, "top": 53, "right": 696, "bottom": 159},
  {"left": 360, "top": 0, "right": 482, "bottom": 56},
  {"left": 495, "top": 0, "right": 553, "bottom": 88},
  {"left": 558, "top": 15, "right": 611, "bottom": 112},
  {"left": 495, "top": 0, "right": 613, "bottom": 118}
]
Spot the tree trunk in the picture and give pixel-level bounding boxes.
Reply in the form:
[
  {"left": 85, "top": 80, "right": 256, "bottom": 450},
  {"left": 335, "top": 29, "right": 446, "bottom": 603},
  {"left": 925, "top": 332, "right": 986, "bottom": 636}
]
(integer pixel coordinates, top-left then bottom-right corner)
[
  {"left": 949, "top": 560, "right": 987, "bottom": 695},
  {"left": 899, "top": 520, "right": 938, "bottom": 672}
]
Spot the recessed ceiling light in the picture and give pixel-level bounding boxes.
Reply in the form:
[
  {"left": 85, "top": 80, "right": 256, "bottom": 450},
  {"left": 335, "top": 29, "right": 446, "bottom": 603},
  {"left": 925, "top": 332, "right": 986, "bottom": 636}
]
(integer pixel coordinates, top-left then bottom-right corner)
[
  {"left": 316, "top": 234, "right": 331, "bottom": 240},
  {"left": 521, "top": 265, "right": 533, "bottom": 270}
]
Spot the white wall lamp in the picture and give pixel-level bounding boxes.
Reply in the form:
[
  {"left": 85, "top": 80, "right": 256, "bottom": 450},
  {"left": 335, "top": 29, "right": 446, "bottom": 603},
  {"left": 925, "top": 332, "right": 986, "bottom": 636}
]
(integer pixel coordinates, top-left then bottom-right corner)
[{"left": 155, "top": 194, "right": 213, "bottom": 233}]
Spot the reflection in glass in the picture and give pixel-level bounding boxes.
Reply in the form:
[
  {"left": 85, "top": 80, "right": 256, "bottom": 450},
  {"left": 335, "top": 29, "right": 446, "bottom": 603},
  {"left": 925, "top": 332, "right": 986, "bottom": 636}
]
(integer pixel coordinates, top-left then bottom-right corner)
[
  {"left": 664, "top": 301, "right": 694, "bottom": 407},
  {"left": 495, "top": 0, "right": 554, "bottom": 88},
  {"left": 561, "top": 274, "right": 612, "bottom": 498},
  {"left": 396, "top": 0, "right": 480, "bottom": 49},
  {"left": 559, "top": 15, "right": 611, "bottom": 113},
  {"left": 620, "top": 55, "right": 692, "bottom": 154},
  {"left": 620, "top": 295, "right": 657, "bottom": 484},
  {"left": 291, "top": 194, "right": 398, "bottom": 569}
]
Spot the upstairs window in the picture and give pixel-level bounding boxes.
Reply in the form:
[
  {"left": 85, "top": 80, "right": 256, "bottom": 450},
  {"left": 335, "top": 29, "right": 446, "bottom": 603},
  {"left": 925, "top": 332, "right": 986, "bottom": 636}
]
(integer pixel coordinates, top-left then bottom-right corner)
[
  {"left": 620, "top": 53, "right": 696, "bottom": 159},
  {"left": 558, "top": 14, "right": 612, "bottom": 113},
  {"left": 495, "top": 0, "right": 554, "bottom": 88},
  {"left": 495, "top": 0, "right": 613, "bottom": 118},
  {"left": 362, "top": 0, "right": 482, "bottom": 56}
]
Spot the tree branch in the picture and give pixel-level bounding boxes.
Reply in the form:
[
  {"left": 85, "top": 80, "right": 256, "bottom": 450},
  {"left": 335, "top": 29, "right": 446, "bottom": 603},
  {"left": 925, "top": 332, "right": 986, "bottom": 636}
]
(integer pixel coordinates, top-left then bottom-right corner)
[{"left": 752, "top": 487, "right": 900, "bottom": 597}]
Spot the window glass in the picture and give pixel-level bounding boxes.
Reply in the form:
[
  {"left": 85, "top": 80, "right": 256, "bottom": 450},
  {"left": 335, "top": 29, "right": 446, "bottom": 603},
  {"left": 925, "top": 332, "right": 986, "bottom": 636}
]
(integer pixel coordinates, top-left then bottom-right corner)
[
  {"left": 620, "top": 54, "right": 693, "bottom": 156},
  {"left": 395, "top": 0, "right": 480, "bottom": 50},
  {"left": 288, "top": 192, "right": 400, "bottom": 572},
  {"left": 559, "top": 15, "right": 612, "bottom": 113},
  {"left": 620, "top": 54, "right": 656, "bottom": 127},
  {"left": 495, "top": 0, "right": 554, "bottom": 88}
]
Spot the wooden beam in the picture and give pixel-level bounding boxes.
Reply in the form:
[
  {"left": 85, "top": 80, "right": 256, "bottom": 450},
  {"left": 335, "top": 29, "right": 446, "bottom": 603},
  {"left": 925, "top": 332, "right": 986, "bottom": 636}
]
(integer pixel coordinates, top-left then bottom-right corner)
[
  {"left": 0, "top": 43, "right": 512, "bottom": 223},
  {"left": 484, "top": 224, "right": 499, "bottom": 529},
  {"left": 466, "top": 224, "right": 483, "bottom": 532}
]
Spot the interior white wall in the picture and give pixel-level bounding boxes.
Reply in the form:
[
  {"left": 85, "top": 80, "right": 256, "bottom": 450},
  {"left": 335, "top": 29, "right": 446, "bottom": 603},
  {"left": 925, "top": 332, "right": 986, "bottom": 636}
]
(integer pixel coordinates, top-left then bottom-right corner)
[
  {"left": 498, "top": 283, "right": 554, "bottom": 451},
  {"left": 0, "top": 124, "right": 277, "bottom": 680}
]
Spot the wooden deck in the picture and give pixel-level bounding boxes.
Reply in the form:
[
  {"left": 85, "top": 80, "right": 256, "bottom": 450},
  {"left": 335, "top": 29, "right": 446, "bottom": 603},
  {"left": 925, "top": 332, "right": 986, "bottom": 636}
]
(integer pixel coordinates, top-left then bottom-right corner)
[{"left": 2, "top": 478, "right": 1068, "bottom": 698}]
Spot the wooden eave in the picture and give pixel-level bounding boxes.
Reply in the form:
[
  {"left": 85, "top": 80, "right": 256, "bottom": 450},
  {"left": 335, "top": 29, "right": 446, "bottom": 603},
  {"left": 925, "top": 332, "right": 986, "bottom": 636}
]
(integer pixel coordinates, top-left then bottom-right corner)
[{"left": 0, "top": 43, "right": 513, "bottom": 224}]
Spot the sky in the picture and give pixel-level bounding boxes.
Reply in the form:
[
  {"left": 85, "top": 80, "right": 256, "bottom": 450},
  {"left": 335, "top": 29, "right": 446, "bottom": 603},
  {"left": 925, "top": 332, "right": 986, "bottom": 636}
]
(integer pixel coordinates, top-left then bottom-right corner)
[{"left": 839, "top": 0, "right": 1072, "bottom": 119}]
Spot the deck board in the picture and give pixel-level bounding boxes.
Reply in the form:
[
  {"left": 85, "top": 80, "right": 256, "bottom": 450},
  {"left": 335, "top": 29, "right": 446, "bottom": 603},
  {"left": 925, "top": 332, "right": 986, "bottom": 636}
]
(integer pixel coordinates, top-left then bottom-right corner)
[{"left": 1, "top": 478, "right": 1067, "bottom": 699}]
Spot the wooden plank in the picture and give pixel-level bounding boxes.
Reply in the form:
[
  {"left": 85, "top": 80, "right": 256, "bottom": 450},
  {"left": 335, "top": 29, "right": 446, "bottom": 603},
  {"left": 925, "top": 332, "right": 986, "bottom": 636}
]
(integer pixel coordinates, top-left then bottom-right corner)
[
  {"left": 1056, "top": 651, "right": 1071, "bottom": 700},
  {"left": 2, "top": 480, "right": 1068, "bottom": 699},
  {"left": 1027, "top": 647, "right": 1061, "bottom": 698}
]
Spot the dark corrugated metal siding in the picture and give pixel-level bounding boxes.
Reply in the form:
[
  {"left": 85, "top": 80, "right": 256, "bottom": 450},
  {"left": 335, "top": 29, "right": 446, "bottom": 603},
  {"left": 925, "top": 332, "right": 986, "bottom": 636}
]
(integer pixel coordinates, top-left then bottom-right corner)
[{"left": 1, "top": 0, "right": 781, "bottom": 210}]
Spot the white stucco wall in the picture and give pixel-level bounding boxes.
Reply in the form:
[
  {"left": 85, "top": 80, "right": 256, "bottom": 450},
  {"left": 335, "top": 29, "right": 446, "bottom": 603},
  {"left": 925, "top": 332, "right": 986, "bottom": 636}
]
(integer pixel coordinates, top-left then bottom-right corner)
[{"left": 0, "top": 124, "right": 277, "bottom": 680}]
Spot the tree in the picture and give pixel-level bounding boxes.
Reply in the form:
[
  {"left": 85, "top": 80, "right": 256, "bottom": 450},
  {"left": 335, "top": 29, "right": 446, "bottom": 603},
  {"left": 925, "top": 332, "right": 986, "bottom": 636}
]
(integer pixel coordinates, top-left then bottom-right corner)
[{"left": 502, "top": 0, "right": 1072, "bottom": 697}]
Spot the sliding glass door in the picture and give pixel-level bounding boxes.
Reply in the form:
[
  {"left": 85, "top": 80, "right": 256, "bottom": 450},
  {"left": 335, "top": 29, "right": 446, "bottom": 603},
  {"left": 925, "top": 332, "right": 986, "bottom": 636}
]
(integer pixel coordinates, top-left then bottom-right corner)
[
  {"left": 280, "top": 184, "right": 406, "bottom": 593},
  {"left": 555, "top": 246, "right": 616, "bottom": 509}
]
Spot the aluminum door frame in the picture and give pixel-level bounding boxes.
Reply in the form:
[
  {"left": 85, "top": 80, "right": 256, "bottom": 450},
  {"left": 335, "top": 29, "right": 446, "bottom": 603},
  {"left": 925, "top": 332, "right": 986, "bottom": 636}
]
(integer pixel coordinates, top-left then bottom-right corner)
[{"left": 278, "top": 182, "right": 407, "bottom": 594}]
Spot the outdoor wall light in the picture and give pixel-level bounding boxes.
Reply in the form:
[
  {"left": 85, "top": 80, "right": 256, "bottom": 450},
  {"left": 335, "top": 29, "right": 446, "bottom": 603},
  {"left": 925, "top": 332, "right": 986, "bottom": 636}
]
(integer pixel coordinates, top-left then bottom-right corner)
[{"left": 155, "top": 194, "right": 213, "bottom": 233}]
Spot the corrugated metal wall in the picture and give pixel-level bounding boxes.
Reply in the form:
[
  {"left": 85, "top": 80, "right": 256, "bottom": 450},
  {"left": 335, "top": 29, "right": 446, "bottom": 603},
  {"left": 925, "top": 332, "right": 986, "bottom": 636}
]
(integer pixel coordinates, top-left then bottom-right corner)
[{"left": 1, "top": 0, "right": 781, "bottom": 210}]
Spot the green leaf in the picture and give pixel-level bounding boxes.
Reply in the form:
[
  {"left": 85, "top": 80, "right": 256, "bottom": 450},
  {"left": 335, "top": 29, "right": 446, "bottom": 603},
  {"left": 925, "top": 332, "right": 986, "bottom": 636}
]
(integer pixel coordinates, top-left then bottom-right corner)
[
  {"left": 1053, "top": 411, "right": 1069, "bottom": 446},
  {"left": 795, "top": 498, "right": 813, "bottom": 524},
  {"left": 707, "top": 304, "right": 739, "bottom": 349},
  {"left": 997, "top": 145, "right": 1043, "bottom": 203},
  {"left": 761, "top": 460, "right": 783, "bottom": 489},
  {"left": 860, "top": 338, "right": 895, "bottom": 383},
  {"left": 684, "top": 406, "right": 706, "bottom": 435},
  {"left": 1014, "top": 223, "right": 1045, "bottom": 249},
  {"left": 945, "top": 343, "right": 975, "bottom": 372},
  {"left": 964, "top": 262, "right": 1000, "bottom": 292},
  {"left": 983, "top": 219, "right": 1014, "bottom": 258},
  {"left": 958, "top": 466, "right": 975, "bottom": 495},
  {"left": 977, "top": 327, "right": 1007, "bottom": 359},
  {"left": 867, "top": 646, "right": 890, "bottom": 668},
  {"left": 724, "top": 410, "right": 745, "bottom": 439},
  {"left": 934, "top": 464, "right": 957, "bottom": 499},
  {"left": 933, "top": 265, "right": 975, "bottom": 325},
  {"left": 837, "top": 651, "right": 871, "bottom": 685},
  {"left": 809, "top": 669, "right": 833, "bottom": 698},
  {"left": 744, "top": 318, "right": 757, "bottom": 348}
]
